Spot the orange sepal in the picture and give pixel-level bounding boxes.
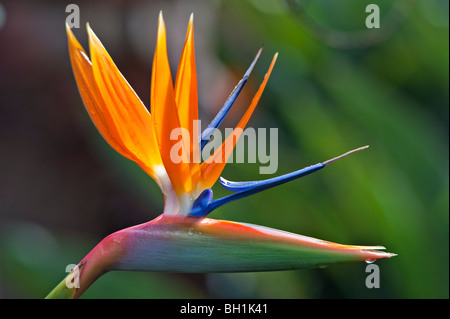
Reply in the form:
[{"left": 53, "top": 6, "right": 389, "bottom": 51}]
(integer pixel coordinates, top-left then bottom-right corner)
[
  {"left": 67, "top": 25, "right": 164, "bottom": 184},
  {"left": 175, "top": 14, "right": 200, "bottom": 192},
  {"left": 199, "top": 53, "right": 278, "bottom": 190},
  {"left": 87, "top": 25, "right": 163, "bottom": 179},
  {"left": 151, "top": 12, "right": 192, "bottom": 195}
]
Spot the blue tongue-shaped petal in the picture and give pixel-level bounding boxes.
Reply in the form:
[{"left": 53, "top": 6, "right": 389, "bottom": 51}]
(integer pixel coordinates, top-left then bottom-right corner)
[
  {"left": 200, "top": 47, "right": 263, "bottom": 151},
  {"left": 220, "top": 146, "right": 369, "bottom": 193},
  {"left": 188, "top": 146, "right": 369, "bottom": 217},
  {"left": 219, "top": 163, "right": 324, "bottom": 192},
  {"left": 206, "top": 163, "right": 324, "bottom": 214}
]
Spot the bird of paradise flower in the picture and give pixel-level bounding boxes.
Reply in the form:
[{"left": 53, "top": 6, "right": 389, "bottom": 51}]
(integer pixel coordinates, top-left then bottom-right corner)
[{"left": 46, "top": 12, "right": 395, "bottom": 299}]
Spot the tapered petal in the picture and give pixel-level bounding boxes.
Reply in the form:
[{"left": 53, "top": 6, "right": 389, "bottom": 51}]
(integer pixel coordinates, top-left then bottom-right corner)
[
  {"left": 199, "top": 53, "right": 278, "bottom": 190},
  {"left": 66, "top": 26, "right": 135, "bottom": 162},
  {"left": 67, "top": 25, "right": 163, "bottom": 183},
  {"left": 87, "top": 24, "right": 164, "bottom": 173},
  {"left": 203, "top": 146, "right": 370, "bottom": 215},
  {"left": 200, "top": 47, "right": 262, "bottom": 150},
  {"left": 174, "top": 14, "right": 200, "bottom": 191},
  {"left": 152, "top": 12, "right": 192, "bottom": 196}
]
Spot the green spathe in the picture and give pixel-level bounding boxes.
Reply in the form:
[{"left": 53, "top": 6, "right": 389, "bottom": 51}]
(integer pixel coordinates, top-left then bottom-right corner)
[{"left": 46, "top": 215, "right": 394, "bottom": 298}]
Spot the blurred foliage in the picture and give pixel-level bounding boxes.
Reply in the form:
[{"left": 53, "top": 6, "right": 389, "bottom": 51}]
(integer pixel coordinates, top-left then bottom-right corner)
[
  {"left": 0, "top": 0, "right": 448, "bottom": 298},
  {"left": 211, "top": 0, "right": 449, "bottom": 299}
]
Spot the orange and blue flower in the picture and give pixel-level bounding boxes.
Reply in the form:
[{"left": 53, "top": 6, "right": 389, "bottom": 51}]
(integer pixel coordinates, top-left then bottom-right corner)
[{"left": 47, "top": 12, "right": 395, "bottom": 299}]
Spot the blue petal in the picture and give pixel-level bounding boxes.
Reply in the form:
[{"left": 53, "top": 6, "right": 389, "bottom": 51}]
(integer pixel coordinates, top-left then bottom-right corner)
[
  {"left": 219, "top": 163, "right": 324, "bottom": 192},
  {"left": 189, "top": 189, "right": 213, "bottom": 217},
  {"left": 219, "top": 146, "right": 369, "bottom": 193},
  {"left": 200, "top": 47, "right": 263, "bottom": 151},
  {"left": 206, "top": 163, "right": 325, "bottom": 214},
  {"left": 195, "top": 146, "right": 369, "bottom": 216}
]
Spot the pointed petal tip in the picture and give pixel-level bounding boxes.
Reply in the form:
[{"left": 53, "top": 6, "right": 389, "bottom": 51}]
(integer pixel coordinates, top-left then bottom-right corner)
[
  {"left": 252, "top": 47, "right": 263, "bottom": 61},
  {"left": 66, "top": 23, "right": 86, "bottom": 54},
  {"left": 158, "top": 10, "right": 165, "bottom": 24},
  {"left": 187, "top": 13, "right": 194, "bottom": 35},
  {"left": 267, "top": 52, "right": 278, "bottom": 71},
  {"left": 271, "top": 52, "right": 279, "bottom": 64},
  {"left": 86, "top": 23, "right": 98, "bottom": 45},
  {"left": 157, "top": 11, "right": 167, "bottom": 39},
  {"left": 361, "top": 247, "right": 397, "bottom": 260},
  {"left": 322, "top": 145, "right": 369, "bottom": 166},
  {"left": 86, "top": 23, "right": 95, "bottom": 35},
  {"left": 65, "top": 22, "right": 74, "bottom": 38},
  {"left": 372, "top": 251, "right": 397, "bottom": 259},
  {"left": 86, "top": 24, "right": 102, "bottom": 58},
  {"left": 66, "top": 22, "right": 81, "bottom": 40}
]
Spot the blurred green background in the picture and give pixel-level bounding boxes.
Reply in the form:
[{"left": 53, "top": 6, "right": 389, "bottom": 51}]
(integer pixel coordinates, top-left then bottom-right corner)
[{"left": 0, "top": 0, "right": 448, "bottom": 298}]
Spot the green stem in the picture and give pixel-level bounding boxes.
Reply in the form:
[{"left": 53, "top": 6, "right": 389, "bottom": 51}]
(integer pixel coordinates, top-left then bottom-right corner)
[{"left": 45, "top": 230, "right": 126, "bottom": 299}]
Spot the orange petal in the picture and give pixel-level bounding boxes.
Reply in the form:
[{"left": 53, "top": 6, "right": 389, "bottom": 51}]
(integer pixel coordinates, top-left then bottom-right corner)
[
  {"left": 174, "top": 14, "right": 200, "bottom": 192},
  {"left": 151, "top": 12, "right": 192, "bottom": 195},
  {"left": 67, "top": 25, "right": 163, "bottom": 183},
  {"left": 87, "top": 24, "right": 163, "bottom": 182},
  {"left": 67, "top": 26, "right": 123, "bottom": 155},
  {"left": 200, "top": 53, "right": 278, "bottom": 190}
]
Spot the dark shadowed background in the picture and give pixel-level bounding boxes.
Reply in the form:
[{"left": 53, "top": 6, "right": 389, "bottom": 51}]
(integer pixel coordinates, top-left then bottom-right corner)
[{"left": 0, "top": 0, "right": 448, "bottom": 298}]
